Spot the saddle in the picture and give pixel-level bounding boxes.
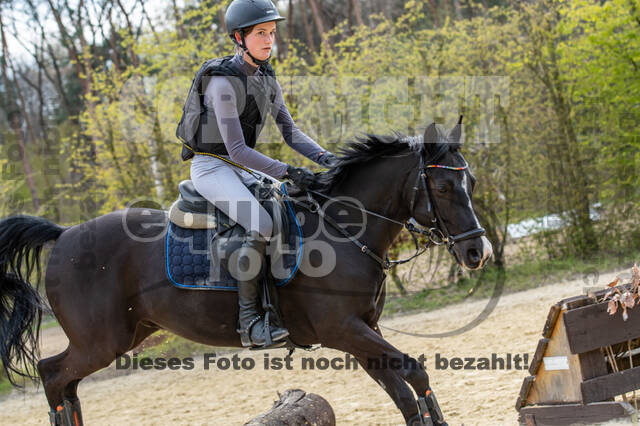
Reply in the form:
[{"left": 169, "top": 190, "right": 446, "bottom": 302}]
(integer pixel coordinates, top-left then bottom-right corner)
[
  {"left": 168, "top": 180, "right": 232, "bottom": 230},
  {"left": 165, "top": 180, "right": 302, "bottom": 290}
]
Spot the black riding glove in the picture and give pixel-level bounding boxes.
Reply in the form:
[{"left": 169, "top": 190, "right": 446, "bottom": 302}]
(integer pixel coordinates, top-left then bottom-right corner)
[
  {"left": 285, "top": 165, "right": 316, "bottom": 190},
  {"left": 317, "top": 151, "right": 338, "bottom": 168}
]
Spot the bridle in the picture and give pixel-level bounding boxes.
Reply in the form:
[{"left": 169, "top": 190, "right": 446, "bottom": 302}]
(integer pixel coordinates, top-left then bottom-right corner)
[
  {"left": 287, "top": 147, "right": 486, "bottom": 270},
  {"left": 407, "top": 147, "right": 486, "bottom": 256}
]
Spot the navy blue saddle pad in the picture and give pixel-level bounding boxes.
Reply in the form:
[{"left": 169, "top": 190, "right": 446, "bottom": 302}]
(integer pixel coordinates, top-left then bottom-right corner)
[{"left": 165, "top": 184, "right": 303, "bottom": 290}]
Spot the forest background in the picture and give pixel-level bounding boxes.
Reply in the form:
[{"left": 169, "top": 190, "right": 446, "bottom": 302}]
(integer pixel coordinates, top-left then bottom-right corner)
[{"left": 0, "top": 0, "right": 639, "bottom": 303}]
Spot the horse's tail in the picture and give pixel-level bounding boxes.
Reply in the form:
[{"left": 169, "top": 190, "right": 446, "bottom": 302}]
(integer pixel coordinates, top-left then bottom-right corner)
[{"left": 0, "top": 215, "right": 65, "bottom": 386}]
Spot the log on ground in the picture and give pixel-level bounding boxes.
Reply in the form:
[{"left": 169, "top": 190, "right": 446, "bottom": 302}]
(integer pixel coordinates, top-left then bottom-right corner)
[{"left": 244, "top": 389, "right": 336, "bottom": 426}]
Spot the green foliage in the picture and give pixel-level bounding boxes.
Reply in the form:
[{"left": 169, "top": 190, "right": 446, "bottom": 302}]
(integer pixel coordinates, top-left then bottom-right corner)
[
  {"left": 2, "top": 0, "right": 639, "bottom": 281},
  {"left": 0, "top": 370, "right": 11, "bottom": 396}
]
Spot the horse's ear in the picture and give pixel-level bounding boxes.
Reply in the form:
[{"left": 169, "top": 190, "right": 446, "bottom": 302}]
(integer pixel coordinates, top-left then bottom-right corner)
[
  {"left": 424, "top": 122, "right": 438, "bottom": 145},
  {"left": 448, "top": 115, "right": 463, "bottom": 145}
]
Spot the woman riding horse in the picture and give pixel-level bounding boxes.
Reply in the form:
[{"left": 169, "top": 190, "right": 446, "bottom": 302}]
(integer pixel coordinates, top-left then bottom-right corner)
[
  {"left": 0, "top": 2, "right": 493, "bottom": 424},
  {"left": 177, "top": 0, "right": 336, "bottom": 348}
]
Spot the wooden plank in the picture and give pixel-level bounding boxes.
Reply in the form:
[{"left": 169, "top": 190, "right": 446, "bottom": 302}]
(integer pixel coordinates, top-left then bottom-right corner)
[
  {"left": 523, "top": 413, "right": 536, "bottom": 426},
  {"left": 561, "top": 295, "right": 594, "bottom": 311},
  {"left": 527, "top": 309, "right": 584, "bottom": 404},
  {"left": 529, "top": 338, "right": 550, "bottom": 375},
  {"left": 518, "top": 402, "right": 635, "bottom": 426},
  {"left": 578, "top": 349, "right": 608, "bottom": 380},
  {"left": 557, "top": 295, "right": 587, "bottom": 306},
  {"left": 581, "top": 365, "right": 640, "bottom": 403},
  {"left": 614, "top": 349, "right": 640, "bottom": 371},
  {"left": 516, "top": 376, "right": 535, "bottom": 410},
  {"left": 592, "top": 283, "right": 632, "bottom": 299},
  {"left": 564, "top": 301, "right": 640, "bottom": 354},
  {"left": 542, "top": 304, "right": 561, "bottom": 339}
]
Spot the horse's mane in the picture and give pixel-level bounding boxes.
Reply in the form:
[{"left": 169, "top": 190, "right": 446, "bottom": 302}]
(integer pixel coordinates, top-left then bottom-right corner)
[
  {"left": 311, "top": 133, "right": 420, "bottom": 193},
  {"left": 312, "top": 128, "right": 460, "bottom": 193}
]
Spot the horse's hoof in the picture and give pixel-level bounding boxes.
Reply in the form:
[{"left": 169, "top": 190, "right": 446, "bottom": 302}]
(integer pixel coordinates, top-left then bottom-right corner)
[{"left": 406, "top": 414, "right": 428, "bottom": 426}]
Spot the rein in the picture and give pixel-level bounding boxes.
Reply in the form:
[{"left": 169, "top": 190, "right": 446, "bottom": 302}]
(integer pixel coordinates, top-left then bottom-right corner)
[
  {"left": 198, "top": 146, "right": 485, "bottom": 271},
  {"left": 283, "top": 148, "right": 485, "bottom": 270}
]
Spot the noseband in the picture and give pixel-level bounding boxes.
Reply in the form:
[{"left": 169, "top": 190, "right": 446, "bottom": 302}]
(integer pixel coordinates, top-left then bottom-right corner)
[{"left": 407, "top": 148, "right": 486, "bottom": 256}]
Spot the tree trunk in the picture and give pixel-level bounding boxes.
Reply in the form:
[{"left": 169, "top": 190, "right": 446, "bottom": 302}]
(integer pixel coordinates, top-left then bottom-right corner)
[
  {"left": 138, "top": 0, "right": 161, "bottom": 44},
  {"left": 0, "top": 11, "right": 40, "bottom": 212},
  {"left": 307, "top": 0, "right": 328, "bottom": 47},
  {"left": 171, "top": 0, "right": 186, "bottom": 39},
  {"left": 287, "top": 0, "right": 293, "bottom": 54},
  {"left": 524, "top": 2, "right": 598, "bottom": 258},
  {"left": 245, "top": 389, "right": 335, "bottom": 426},
  {"left": 300, "top": 2, "right": 316, "bottom": 52},
  {"left": 453, "top": 0, "right": 463, "bottom": 20},
  {"left": 427, "top": 0, "right": 440, "bottom": 27},
  {"left": 115, "top": 0, "right": 140, "bottom": 67},
  {"left": 275, "top": 27, "right": 285, "bottom": 61},
  {"left": 108, "top": 8, "right": 123, "bottom": 72},
  {"left": 218, "top": 7, "right": 227, "bottom": 34},
  {"left": 45, "top": 0, "right": 88, "bottom": 95},
  {"left": 352, "top": 0, "right": 364, "bottom": 27}
]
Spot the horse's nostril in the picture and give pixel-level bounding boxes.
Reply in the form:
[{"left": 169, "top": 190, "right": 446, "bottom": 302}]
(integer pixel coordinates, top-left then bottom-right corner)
[{"left": 468, "top": 248, "right": 482, "bottom": 263}]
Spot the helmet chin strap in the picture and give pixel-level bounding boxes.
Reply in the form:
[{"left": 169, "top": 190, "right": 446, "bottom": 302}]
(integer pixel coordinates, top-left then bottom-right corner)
[{"left": 233, "top": 29, "right": 271, "bottom": 67}]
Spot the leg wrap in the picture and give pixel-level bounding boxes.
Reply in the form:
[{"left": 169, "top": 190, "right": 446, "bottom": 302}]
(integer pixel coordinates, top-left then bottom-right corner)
[
  {"left": 64, "top": 398, "right": 83, "bottom": 426},
  {"left": 406, "top": 413, "right": 429, "bottom": 426},
  {"left": 417, "top": 388, "right": 445, "bottom": 426},
  {"left": 49, "top": 399, "right": 83, "bottom": 426}
]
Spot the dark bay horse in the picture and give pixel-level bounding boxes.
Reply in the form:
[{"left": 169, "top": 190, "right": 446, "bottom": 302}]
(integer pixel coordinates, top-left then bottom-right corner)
[{"left": 0, "top": 122, "right": 492, "bottom": 425}]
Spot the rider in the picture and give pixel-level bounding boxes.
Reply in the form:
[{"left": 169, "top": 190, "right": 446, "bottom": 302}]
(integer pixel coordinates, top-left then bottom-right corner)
[{"left": 176, "top": 0, "right": 337, "bottom": 348}]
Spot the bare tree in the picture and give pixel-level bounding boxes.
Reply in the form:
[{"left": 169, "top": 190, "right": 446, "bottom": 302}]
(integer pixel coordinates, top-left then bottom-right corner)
[
  {"left": 453, "top": 0, "right": 463, "bottom": 19},
  {"left": 300, "top": 0, "right": 316, "bottom": 52},
  {"left": 352, "top": 0, "right": 364, "bottom": 26},
  {"left": 287, "top": 0, "right": 294, "bottom": 55},
  {"left": 171, "top": 0, "right": 186, "bottom": 39},
  {"left": 307, "top": 0, "right": 328, "bottom": 47},
  {"left": 115, "top": 0, "right": 141, "bottom": 67},
  {"left": 427, "top": 0, "right": 441, "bottom": 27},
  {"left": 0, "top": 9, "right": 39, "bottom": 211}
]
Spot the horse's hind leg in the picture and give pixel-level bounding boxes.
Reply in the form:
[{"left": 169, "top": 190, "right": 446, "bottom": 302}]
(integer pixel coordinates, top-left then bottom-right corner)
[
  {"left": 38, "top": 344, "right": 122, "bottom": 425},
  {"left": 37, "top": 345, "right": 102, "bottom": 426},
  {"left": 38, "top": 320, "right": 158, "bottom": 425}
]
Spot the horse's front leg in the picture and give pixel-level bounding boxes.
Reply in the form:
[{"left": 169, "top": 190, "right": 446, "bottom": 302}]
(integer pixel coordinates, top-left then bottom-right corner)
[
  {"left": 370, "top": 324, "right": 446, "bottom": 426},
  {"left": 322, "top": 318, "right": 447, "bottom": 426}
]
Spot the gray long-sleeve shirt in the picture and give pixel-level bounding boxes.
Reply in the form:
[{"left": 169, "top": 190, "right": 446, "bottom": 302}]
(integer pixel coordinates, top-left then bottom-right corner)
[{"left": 203, "top": 54, "right": 325, "bottom": 179}]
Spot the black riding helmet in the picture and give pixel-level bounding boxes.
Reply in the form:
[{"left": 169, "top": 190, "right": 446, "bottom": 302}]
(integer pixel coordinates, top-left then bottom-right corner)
[{"left": 225, "top": 0, "right": 285, "bottom": 66}]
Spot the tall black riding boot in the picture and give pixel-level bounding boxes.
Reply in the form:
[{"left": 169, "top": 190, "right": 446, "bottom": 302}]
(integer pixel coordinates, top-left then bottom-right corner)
[{"left": 233, "top": 231, "right": 289, "bottom": 347}]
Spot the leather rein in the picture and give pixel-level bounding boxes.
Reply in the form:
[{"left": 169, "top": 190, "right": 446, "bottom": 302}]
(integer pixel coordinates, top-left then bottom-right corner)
[{"left": 284, "top": 148, "right": 486, "bottom": 270}]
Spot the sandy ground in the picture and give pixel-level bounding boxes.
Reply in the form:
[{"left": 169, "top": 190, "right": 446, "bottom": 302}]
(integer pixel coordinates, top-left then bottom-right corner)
[{"left": 1, "top": 267, "right": 638, "bottom": 425}]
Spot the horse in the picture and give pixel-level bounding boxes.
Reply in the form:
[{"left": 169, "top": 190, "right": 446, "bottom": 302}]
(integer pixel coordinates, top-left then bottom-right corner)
[{"left": 0, "top": 121, "right": 492, "bottom": 426}]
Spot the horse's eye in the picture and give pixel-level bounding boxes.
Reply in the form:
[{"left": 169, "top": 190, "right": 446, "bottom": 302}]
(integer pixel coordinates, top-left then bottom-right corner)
[{"left": 437, "top": 186, "right": 448, "bottom": 194}]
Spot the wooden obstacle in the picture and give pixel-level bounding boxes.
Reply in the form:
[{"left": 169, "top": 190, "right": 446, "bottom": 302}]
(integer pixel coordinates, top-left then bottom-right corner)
[
  {"left": 516, "top": 287, "right": 640, "bottom": 425},
  {"left": 245, "top": 389, "right": 336, "bottom": 426}
]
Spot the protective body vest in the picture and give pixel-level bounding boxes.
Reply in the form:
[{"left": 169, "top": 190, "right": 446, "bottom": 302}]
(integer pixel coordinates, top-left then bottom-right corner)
[{"left": 176, "top": 55, "right": 278, "bottom": 161}]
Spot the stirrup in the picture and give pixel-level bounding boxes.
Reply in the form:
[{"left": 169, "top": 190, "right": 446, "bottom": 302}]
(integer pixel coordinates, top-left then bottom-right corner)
[
  {"left": 249, "top": 340, "right": 288, "bottom": 350},
  {"left": 237, "top": 315, "right": 289, "bottom": 348},
  {"left": 237, "top": 316, "right": 262, "bottom": 347}
]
